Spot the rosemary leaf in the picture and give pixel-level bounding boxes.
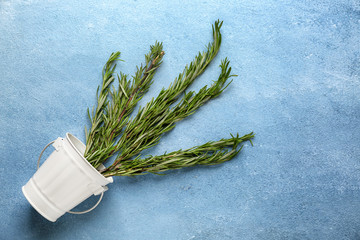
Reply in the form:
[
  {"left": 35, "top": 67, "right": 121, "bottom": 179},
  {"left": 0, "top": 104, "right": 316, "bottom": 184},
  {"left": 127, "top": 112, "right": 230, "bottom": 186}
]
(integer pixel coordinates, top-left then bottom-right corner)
[
  {"left": 85, "top": 20, "right": 255, "bottom": 177},
  {"left": 110, "top": 20, "right": 224, "bottom": 167},
  {"left": 102, "top": 132, "right": 255, "bottom": 177},
  {"left": 85, "top": 42, "right": 164, "bottom": 168}
]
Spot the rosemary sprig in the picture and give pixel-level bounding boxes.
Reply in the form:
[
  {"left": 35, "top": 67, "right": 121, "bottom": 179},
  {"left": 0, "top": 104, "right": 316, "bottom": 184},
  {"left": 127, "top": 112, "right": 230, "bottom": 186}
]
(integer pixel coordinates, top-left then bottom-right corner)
[
  {"left": 102, "top": 133, "right": 254, "bottom": 177},
  {"left": 85, "top": 20, "right": 254, "bottom": 177},
  {"left": 107, "top": 20, "right": 224, "bottom": 170},
  {"left": 84, "top": 43, "right": 164, "bottom": 168},
  {"left": 84, "top": 52, "right": 120, "bottom": 157},
  {"left": 109, "top": 58, "right": 234, "bottom": 171}
]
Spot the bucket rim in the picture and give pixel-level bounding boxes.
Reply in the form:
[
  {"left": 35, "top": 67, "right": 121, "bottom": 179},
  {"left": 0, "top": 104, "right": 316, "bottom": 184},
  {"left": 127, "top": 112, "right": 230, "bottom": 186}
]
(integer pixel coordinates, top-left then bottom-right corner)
[{"left": 66, "top": 133, "right": 113, "bottom": 183}]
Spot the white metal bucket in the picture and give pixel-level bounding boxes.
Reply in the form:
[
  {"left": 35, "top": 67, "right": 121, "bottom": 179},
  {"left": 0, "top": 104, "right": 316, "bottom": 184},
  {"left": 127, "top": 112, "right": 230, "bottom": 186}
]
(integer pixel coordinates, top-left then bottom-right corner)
[{"left": 22, "top": 133, "right": 113, "bottom": 222}]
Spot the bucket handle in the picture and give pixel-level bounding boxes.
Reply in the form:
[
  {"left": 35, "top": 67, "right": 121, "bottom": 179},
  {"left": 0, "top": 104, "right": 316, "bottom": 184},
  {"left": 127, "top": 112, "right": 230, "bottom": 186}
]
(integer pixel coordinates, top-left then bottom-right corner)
[{"left": 37, "top": 140, "right": 104, "bottom": 215}]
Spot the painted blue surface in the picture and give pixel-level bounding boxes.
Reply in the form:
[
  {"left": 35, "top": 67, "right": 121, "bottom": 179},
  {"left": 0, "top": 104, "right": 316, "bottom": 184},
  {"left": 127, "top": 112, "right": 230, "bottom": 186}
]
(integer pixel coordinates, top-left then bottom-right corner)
[{"left": 1, "top": 0, "right": 360, "bottom": 239}]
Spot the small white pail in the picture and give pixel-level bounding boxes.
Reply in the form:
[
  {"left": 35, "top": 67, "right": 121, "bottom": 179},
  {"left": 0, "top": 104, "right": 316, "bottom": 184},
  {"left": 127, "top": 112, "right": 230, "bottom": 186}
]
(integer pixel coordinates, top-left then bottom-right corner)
[{"left": 22, "top": 133, "right": 113, "bottom": 222}]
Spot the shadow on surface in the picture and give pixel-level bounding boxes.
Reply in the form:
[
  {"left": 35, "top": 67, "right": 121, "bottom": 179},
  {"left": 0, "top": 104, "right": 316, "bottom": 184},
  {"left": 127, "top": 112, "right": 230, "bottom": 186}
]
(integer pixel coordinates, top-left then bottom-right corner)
[
  {"left": 23, "top": 160, "right": 234, "bottom": 238},
  {"left": 24, "top": 194, "right": 110, "bottom": 239},
  {"left": 26, "top": 207, "right": 66, "bottom": 239}
]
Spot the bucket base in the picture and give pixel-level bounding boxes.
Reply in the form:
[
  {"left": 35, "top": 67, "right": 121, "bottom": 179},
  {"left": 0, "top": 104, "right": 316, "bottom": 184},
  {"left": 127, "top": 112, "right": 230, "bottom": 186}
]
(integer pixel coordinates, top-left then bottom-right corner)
[{"left": 22, "top": 179, "right": 63, "bottom": 222}]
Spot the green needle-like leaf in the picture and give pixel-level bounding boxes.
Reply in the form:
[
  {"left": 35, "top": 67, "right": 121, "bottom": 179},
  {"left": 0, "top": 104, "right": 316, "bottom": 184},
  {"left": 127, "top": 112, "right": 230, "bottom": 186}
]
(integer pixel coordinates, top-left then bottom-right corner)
[
  {"left": 85, "top": 43, "right": 165, "bottom": 168},
  {"left": 85, "top": 20, "right": 255, "bottom": 176},
  {"left": 102, "top": 132, "right": 255, "bottom": 177}
]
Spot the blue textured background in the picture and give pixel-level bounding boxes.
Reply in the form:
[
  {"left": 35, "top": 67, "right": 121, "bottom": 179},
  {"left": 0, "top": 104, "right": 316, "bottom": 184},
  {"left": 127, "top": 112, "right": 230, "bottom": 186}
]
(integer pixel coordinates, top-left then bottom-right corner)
[{"left": 1, "top": 0, "right": 360, "bottom": 239}]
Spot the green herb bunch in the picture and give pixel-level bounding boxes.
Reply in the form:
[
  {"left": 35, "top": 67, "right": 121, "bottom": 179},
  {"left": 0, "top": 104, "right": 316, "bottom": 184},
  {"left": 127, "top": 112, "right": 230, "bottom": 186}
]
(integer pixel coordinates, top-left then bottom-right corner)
[{"left": 84, "top": 20, "right": 254, "bottom": 177}]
